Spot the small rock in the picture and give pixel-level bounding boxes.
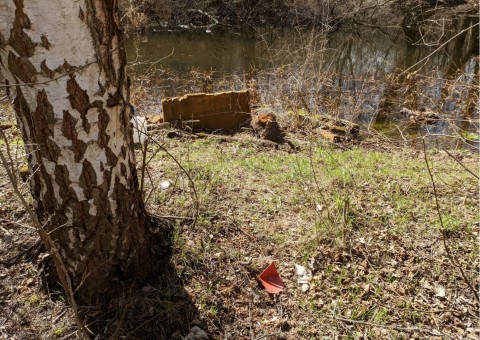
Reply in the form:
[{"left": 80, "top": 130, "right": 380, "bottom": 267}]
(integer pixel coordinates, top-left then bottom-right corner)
[{"left": 185, "top": 326, "right": 209, "bottom": 340}]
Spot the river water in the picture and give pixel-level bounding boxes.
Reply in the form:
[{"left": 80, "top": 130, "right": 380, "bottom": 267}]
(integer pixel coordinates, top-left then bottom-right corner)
[{"left": 125, "top": 14, "right": 479, "bottom": 149}]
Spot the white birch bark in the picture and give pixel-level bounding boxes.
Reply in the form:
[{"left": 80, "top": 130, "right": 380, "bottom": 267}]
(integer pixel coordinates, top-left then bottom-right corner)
[{"left": 0, "top": 0, "right": 153, "bottom": 300}]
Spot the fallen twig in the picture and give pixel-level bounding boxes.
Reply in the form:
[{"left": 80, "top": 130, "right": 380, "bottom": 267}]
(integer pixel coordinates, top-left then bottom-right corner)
[
  {"left": 0, "top": 239, "right": 41, "bottom": 267},
  {"left": 194, "top": 132, "right": 282, "bottom": 148},
  {"left": 186, "top": 9, "right": 231, "bottom": 28},
  {"left": 321, "top": 313, "right": 445, "bottom": 337}
]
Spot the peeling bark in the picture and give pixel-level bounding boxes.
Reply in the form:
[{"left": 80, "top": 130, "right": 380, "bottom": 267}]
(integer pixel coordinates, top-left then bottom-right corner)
[{"left": 0, "top": 0, "right": 154, "bottom": 301}]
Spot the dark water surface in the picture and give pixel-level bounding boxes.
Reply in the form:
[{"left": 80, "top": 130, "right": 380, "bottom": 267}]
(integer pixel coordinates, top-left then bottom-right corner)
[{"left": 125, "top": 15, "right": 479, "bottom": 149}]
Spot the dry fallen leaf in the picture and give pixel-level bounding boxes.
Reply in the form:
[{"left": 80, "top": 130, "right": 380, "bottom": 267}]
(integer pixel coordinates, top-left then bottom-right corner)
[{"left": 434, "top": 286, "right": 446, "bottom": 298}]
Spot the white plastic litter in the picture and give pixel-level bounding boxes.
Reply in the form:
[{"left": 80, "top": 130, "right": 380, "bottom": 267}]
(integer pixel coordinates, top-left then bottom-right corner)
[
  {"left": 131, "top": 116, "right": 147, "bottom": 144},
  {"left": 295, "top": 264, "right": 313, "bottom": 292},
  {"left": 160, "top": 180, "right": 171, "bottom": 189},
  {"left": 434, "top": 286, "right": 446, "bottom": 298}
]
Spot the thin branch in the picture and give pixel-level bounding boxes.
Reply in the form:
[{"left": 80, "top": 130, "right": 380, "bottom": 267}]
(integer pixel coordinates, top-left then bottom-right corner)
[
  {"left": 321, "top": 313, "right": 445, "bottom": 337},
  {"left": 0, "top": 130, "right": 89, "bottom": 339},
  {"left": 0, "top": 239, "right": 41, "bottom": 267},
  {"left": 397, "top": 22, "right": 480, "bottom": 78},
  {"left": 147, "top": 134, "right": 199, "bottom": 229},
  {"left": 422, "top": 138, "right": 479, "bottom": 305},
  {"left": 186, "top": 9, "right": 231, "bottom": 28},
  {"left": 442, "top": 148, "right": 479, "bottom": 180}
]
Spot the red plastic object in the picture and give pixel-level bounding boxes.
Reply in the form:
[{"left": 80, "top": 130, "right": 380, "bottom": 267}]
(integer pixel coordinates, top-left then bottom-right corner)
[{"left": 258, "top": 262, "right": 285, "bottom": 294}]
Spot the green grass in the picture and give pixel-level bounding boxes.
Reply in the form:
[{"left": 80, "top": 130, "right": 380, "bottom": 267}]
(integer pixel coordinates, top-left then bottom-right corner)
[{"left": 153, "top": 137, "right": 477, "bottom": 245}]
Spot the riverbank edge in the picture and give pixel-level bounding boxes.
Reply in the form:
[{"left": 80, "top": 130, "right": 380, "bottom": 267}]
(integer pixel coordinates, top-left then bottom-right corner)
[{"left": 119, "top": 0, "right": 478, "bottom": 34}]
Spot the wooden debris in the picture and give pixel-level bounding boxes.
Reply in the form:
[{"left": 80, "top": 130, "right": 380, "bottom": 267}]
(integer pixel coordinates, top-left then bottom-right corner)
[
  {"left": 146, "top": 114, "right": 163, "bottom": 124},
  {"left": 400, "top": 107, "right": 441, "bottom": 125},
  {"left": 251, "top": 107, "right": 285, "bottom": 143},
  {"left": 161, "top": 91, "right": 251, "bottom": 130},
  {"left": 305, "top": 115, "right": 360, "bottom": 143},
  {"left": 319, "top": 129, "right": 344, "bottom": 143}
]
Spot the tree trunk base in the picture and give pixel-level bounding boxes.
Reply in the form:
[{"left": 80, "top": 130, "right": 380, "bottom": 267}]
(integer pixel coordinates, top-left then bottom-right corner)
[{"left": 40, "top": 214, "right": 175, "bottom": 305}]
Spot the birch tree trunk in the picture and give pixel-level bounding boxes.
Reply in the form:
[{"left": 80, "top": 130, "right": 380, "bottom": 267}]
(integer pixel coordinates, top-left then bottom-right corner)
[{"left": 0, "top": 0, "right": 154, "bottom": 300}]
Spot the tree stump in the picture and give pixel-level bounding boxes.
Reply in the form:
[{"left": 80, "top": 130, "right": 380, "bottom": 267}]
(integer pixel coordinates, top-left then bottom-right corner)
[{"left": 251, "top": 108, "right": 285, "bottom": 143}]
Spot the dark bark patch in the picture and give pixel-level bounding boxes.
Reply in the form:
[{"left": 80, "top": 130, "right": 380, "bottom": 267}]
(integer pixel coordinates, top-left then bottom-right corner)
[
  {"left": 40, "top": 34, "right": 51, "bottom": 50},
  {"left": 120, "top": 146, "right": 127, "bottom": 159},
  {"left": 106, "top": 92, "right": 122, "bottom": 107},
  {"left": 97, "top": 108, "right": 110, "bottom": 148},
  {"left": 105, "top": 147, "right": 118, "bottom": 167},
  {"left": 91, "top": 99, "right": 104, "bottom": 111},
  {"left": 79, "top": 7, "right": 85, "bottom": 21},
  {"left": 35, "top": 90, "right": 55, "bottom": 126},
  {"left": 96, "top": 81, "right": 106, "bottom": 96},
  {"left": 40, "top": 60, "right": 55, "bottom": 79},
  {"left": 73, "top": 139, "right": 88, "bottom": 163},
  {"left": 61, "top": 110, "right": 87, "bottom": 162},
  {"left": 129, "top": 159, "right": 140, "bottom": 190},
  {"left": 79, "top": 159, "right": 97, "bottom": 195},
  {"left": 54, "top": 164, "right": 71, "bottom": 203},
  {"left": 55, "top": 60, "right": 78, "bottom": 74},
  {"left": 12, "top": 87, "right": 32, "bottom": 139},
  {"left": 34, "top": 90, "right": 62, "bottom": 167},
  {"left": 89, "top": 187, "right": 108, "bottom": 219},
  {"left": 8, "top": 30, "right": 35, "bottom": 57},
  {"left": 61, "top": 110, "right": 78, "bottom": 141},
  {"left": 0, "top": 31, "right": 6, "bottom": 48},
  {"left": 44, "top": 139, "right": 63, "bottom": 175},
  {"left": 13, "top": 0, "right": 31, "bottom": 28},
  {"left": 33, "top": 90, "right": 55, "bottom": 150},
  {"left": 111, "top": 176, "right": 128, "bottom": 220},
  {"left": 101, "top": 165, "right": 111, "bottom": 193},
  {"left": 8, "top": 52, "right": 36, "bottom": 83},
  {"left": 62, "top": 60, "right": 74, "bottom": 72},
  {"left": 66, "top": 75, "right": 91, "bottom": 134},
  {"left": 10, "top": 0, "right": 35, "bottom": 58},
  {"left": 12, "top": 88, "right": 44, "bottom": 210}
]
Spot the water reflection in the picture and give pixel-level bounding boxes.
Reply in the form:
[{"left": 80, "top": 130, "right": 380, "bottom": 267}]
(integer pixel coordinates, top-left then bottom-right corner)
[{"left": 126, "top": 30, "right": 257, "bottom": 73}]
